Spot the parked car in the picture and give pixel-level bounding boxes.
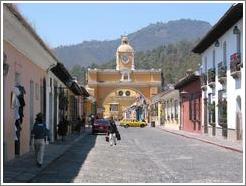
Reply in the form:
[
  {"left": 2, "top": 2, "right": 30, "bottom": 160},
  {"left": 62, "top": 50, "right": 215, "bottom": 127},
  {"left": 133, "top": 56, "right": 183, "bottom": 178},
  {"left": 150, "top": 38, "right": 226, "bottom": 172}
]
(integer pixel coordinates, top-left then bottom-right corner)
[
  {"left": 119, "top": 119, "right": 147, "bottom": 128},
  {"left": 92, "top": 119, "right": 110, "bottom": 134}
]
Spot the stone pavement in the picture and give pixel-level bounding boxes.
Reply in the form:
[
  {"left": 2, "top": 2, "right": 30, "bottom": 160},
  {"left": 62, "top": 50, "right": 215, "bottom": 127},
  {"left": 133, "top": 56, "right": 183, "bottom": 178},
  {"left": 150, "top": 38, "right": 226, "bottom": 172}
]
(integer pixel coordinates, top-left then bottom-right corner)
[
  {"left": 156, "top": 125, "right": 243, "bottom": 153},
  {"left": 30, "top": 126, "right": 243, "bottom": 183},
  {"left": 3, "top": 127, "right": 91, "bottom": 183}
]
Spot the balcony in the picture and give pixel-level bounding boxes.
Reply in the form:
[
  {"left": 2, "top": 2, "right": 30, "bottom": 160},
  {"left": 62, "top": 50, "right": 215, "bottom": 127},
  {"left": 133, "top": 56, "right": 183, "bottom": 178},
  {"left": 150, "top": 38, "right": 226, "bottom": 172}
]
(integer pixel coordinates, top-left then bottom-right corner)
[
  {"left": 217, "top": 62, "right": 227, "bottom": 84},
  {"left": 230, "top": 52, "right": 241, "bottom": 79},
  {"left": 207, "top": 68, "right": 216, "bottom": 88},
  {"left": 200, "top": 73, "right": 207, "bottom": 91}
]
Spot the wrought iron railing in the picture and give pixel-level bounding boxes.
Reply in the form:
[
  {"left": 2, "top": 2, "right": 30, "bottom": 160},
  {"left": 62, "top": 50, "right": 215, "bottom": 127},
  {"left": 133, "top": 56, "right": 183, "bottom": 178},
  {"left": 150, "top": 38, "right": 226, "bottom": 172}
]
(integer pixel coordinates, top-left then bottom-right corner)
[
  {"left": 218, "top": 62, "right": 227, "bottom": 79},
  {"left": 200, "top": 73, "right": 207, "bottom": 86},
  {"left": 208, "top": 68, "right": 216, "bottom": 83}
]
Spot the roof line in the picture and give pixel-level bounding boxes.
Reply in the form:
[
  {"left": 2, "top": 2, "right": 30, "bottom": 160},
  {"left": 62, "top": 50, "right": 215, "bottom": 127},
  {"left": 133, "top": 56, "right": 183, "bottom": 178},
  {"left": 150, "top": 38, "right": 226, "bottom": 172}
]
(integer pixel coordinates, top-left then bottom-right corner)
[
  {"left": 192, "top": 3, "right": 243, "bottom": 54},
  {"left": 5, "top": 3, "right": 60, "bottom": 63}
]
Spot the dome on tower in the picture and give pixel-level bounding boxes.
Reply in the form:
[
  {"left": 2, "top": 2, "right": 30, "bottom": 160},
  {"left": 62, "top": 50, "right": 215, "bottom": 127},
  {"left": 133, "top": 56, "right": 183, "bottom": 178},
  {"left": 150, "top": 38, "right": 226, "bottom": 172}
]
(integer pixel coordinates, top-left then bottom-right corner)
[{"left": 117, "top": 36, "right": 134, "bottom": 53}]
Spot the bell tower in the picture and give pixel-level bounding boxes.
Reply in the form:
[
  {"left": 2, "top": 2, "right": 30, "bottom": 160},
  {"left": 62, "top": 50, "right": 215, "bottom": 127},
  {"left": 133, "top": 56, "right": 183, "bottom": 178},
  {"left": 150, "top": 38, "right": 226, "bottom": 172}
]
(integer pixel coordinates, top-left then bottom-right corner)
[{"left": 116, "top": 36, "right": 135, "bottom": 71}]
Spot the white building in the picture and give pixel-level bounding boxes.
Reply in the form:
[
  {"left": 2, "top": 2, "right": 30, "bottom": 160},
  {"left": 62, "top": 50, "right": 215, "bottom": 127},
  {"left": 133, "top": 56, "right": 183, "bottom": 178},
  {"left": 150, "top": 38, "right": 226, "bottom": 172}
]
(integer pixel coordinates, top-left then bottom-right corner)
[{"left": 193, "top": 3, "right": 244, "bottom": 141}]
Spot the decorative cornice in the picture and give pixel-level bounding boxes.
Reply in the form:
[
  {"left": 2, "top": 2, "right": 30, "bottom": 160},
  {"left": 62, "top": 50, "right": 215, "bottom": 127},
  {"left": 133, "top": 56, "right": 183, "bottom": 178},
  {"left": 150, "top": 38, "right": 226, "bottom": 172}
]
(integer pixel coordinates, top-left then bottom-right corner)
[{"left": 88, "top": 81, "right": 161, "bottom": 87}]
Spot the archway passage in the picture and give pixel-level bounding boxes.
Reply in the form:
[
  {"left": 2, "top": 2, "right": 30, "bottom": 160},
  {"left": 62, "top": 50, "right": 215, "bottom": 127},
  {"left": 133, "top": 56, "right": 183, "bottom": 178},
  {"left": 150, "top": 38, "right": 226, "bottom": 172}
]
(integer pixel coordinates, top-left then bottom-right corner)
[
  {"left": 101, "top": 88, "right": 148, "bottom": 120},
  {"left": 86, "top": 36, "right": 162, "bottom": 119}
]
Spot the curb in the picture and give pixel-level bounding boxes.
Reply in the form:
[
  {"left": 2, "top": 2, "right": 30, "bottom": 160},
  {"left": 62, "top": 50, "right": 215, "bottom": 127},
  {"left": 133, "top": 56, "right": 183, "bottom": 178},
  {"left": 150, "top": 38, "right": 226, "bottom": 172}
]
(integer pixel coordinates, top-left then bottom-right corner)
[{"left": 158, "top": 127, "right": 243, "bottom": 153}]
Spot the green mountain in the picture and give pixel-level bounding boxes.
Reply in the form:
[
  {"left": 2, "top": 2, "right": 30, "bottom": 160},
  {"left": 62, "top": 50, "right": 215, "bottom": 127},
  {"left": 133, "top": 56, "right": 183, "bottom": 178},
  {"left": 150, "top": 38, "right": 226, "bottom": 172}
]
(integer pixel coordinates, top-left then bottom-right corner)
[
  {"left": 71, "top": 40, "right": 201, "bottom": 86},
  {"left": 54, "top": 19, "right": 211, "bottom": 68}
]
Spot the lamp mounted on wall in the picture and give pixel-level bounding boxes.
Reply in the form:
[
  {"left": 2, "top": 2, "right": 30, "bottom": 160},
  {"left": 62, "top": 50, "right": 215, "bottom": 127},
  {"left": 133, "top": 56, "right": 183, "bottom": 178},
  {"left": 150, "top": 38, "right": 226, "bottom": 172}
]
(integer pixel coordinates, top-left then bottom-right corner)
[
  {"left": 214, "top": 40, "right": 220, "bottom": 47},
  {"left": 3, "top": 52, "right": 9, "bottom": 76},
  {"left": 233, "top": 26, "right": 240, "bottom": 34}
]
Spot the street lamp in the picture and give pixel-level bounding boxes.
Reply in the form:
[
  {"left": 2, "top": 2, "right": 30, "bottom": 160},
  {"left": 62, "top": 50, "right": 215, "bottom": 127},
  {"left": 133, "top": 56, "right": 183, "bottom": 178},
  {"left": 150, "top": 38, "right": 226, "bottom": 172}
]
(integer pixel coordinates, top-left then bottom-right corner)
[
  {"left": 233, "top": 26, "right": 240, "bottom": 34},
  {"left": 214, "top": 40, "right": 220, "bottom": 47}
]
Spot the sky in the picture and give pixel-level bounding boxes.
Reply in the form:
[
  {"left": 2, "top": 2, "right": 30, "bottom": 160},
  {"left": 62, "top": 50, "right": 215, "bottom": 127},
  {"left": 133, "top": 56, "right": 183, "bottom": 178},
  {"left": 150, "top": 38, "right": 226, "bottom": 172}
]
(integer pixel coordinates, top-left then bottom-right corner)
[{"left": 17, "top": 2, "right": 233, "bottom": 48}]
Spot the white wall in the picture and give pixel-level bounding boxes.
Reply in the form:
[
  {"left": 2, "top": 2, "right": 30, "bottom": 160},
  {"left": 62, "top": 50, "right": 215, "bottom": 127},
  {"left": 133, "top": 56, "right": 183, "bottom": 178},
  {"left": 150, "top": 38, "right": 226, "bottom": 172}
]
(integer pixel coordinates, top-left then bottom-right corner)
[
  {"left": 45, "top": 72, "right": 67, "bottom": 142},
  {"left": 201, "top": 18, "right": 243, "bottom": 131}
]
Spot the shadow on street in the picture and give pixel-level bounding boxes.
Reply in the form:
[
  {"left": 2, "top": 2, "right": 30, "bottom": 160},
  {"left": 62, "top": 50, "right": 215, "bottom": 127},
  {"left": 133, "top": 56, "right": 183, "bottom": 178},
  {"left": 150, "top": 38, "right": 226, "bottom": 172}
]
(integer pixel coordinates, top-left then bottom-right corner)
[{"left": 29, "top": 133, "right": 97, "bottom": 183}]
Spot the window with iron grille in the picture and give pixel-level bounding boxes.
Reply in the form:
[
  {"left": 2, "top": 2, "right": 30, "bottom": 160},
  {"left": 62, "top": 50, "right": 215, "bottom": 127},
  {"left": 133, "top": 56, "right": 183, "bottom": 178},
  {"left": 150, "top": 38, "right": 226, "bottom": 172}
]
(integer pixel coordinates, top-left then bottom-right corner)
[
  {"left": 236, "top": 32, "right": 241, "bottom": 53},
  {"left": 212, "top": 50, "right": 216, "bottom": 68},
  {"left": 223, "top": 41, "right": 227, "bottom": 66},
  {"left": 189, "top": 94, "right": 193, "bottom": 120}
]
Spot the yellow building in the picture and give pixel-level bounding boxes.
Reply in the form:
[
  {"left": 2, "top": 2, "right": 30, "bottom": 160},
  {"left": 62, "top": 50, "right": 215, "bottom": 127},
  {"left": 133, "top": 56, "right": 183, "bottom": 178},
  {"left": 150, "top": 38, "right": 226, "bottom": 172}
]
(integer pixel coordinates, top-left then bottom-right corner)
[{"left": 86, "top": 36, "right": 162, "bottom": 120}]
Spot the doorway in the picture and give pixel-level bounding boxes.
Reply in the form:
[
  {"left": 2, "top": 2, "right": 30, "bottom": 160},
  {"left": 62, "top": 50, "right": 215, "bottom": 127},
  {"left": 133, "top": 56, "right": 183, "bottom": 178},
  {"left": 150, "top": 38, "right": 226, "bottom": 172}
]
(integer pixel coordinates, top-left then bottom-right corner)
[
  {"left": 29, "top": 80, "right": 34, "bottom": 146},
  {"left": 53, "top": 81, "right": 58, "bottom": 140}
]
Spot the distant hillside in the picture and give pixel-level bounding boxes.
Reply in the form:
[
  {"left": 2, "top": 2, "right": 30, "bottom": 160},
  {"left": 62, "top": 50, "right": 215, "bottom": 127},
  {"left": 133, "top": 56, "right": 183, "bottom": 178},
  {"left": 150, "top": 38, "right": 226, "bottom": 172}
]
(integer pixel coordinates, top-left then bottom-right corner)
[
  {"left": 54, "top": 19, "right": 211, "bottom": 68},
  {"left": 71, "top": 40, "right": 201, "bottom": 86}
]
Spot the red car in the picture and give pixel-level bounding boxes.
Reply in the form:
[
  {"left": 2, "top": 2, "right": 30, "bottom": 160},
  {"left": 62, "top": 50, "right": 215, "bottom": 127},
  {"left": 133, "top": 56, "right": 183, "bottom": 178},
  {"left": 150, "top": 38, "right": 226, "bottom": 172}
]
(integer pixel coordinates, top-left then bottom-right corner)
[{"left": 92, "top": 119, "right": 110, "bottom": 134}]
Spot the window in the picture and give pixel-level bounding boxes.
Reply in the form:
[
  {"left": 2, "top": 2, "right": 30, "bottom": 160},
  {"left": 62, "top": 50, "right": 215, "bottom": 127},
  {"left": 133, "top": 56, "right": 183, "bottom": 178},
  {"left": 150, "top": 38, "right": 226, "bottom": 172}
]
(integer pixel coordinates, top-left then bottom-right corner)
[
  {"left": 123, "top": 73, "right": 128, "bottom": 80},
  {"left": 197, "top": 97, "right": 201, "bottom": 121},
  {"left": 204, "top": 56, "right": 208, "bottom": 72},
  {"left": 110, "top": 104, "right": 118, "bottom": 112},
  {"left": 121, "top": 71, "right": 131, "bottom": 81},
  {"left": 118, "top": 91, "right": 123, "bottom": 96},
  {"left": 174, "top": 100, "right": 178, "bottom": 119},
  {"left": 236, "top": 32, "right": 241, "bottom": 53},
  {"left": 189, "top": 94, "right": 193, "bottom": 120},
  {"left": 50, "top": 78, "right": 52, "bottom": 88},
  {"left": 212, "top": 50, "right": 215, "bottom": 68},
  {"left": 125, "top": 91, "right": 130, "bottom": 96},
  {"left": 223, "top": 41, "right": 227, "bottom": 66},
  {"left": 35, "top": 83, "right": 39, "bottom": 100}
]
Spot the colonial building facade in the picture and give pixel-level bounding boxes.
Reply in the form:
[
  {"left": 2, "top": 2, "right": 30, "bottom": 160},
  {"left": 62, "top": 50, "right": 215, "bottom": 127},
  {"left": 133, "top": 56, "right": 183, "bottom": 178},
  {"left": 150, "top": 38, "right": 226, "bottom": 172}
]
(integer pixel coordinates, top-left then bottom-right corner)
[
  {"left": 175, "top": 71, "right": 202, "bottom": 133},
  {"left": 193, "top": 3, "right": 244, "bottom": 141},
  {"left": 87, "top": 36, "right": 162, "bottom": 120},
  {"left": 3, "top": 4, "right": 88, "bottom": 161}
]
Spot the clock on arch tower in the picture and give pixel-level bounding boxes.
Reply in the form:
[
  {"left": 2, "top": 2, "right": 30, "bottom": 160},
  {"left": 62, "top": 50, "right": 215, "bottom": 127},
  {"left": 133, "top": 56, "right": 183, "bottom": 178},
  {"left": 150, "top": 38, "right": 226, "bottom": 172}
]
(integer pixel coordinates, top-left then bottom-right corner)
[{"left": 116, "top": 36, "right": 135, "bottom": 71}]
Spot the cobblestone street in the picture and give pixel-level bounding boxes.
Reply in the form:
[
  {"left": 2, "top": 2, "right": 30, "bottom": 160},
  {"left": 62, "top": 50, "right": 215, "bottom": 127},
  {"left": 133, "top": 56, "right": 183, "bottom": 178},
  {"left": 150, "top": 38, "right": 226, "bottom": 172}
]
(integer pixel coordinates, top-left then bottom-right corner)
[{"left": 30, "top": 126, "right": 243, "bottom": 183}]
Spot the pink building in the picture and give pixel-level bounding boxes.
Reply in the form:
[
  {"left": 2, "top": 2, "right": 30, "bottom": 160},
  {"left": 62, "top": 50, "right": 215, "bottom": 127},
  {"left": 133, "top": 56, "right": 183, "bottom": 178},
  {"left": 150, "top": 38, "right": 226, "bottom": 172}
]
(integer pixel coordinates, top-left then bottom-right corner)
[
  {"left": 3, "top": 4, "right": 58, "bottom": 161},
  {"left": 3, "top": 4, "right": 90, "bottom": 162},
  {"left": 175, "top": 71, "right": 202, "bottom": 134}
]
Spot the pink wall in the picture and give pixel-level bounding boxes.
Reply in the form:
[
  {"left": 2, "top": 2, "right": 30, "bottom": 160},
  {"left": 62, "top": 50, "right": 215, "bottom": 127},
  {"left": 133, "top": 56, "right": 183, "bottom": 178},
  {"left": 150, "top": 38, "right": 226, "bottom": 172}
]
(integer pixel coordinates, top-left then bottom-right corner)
[
  {"left": 180, "top": 79, "right": 202, "bottom": 134},
  {"left": 3, "top": 41, "right": 46, "bottom": 161}
]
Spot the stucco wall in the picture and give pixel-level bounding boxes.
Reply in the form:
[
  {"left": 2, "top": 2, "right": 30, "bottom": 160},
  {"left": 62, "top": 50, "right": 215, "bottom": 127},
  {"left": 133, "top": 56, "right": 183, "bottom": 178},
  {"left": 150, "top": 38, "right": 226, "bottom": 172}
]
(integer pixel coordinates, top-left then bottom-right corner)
[
  {"left": 180, "top": 79, "right": 202, "bottom": 133},
  {"left": 3, "top": 41, "right": 46, "bottom": 161},
  {"left": 201, "top": 19, "right": 243, "bottom": 136}
]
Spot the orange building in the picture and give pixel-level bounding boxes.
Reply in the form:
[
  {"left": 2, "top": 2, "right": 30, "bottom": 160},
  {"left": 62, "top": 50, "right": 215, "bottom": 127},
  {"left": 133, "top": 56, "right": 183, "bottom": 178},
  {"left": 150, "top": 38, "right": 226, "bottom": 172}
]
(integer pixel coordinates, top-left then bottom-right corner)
[{"left": 86, "top": 36, "right": 162, "bottom": 120}]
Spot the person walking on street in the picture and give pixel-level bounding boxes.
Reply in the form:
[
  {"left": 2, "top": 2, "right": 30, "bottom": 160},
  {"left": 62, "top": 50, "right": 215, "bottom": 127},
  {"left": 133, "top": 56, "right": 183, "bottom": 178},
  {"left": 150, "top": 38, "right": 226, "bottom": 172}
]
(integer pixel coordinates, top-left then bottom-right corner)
[
  {"left": 81, "top": 113, "right": 86, "bottom": 132},
  {"left": 108, "top": 116, "right": 119, "bottom": 146},
  {"left": 75, "top": 116, "right": 82, "bottom": 134},
  {"left": 90, "top": 114, "right": 95, "bottom": 126},
  {"left": 58, "top": 116, "right": 68, "bottom": 141},
  {"left": 31, "top": 113, "right": 49, "bottom": 167}
]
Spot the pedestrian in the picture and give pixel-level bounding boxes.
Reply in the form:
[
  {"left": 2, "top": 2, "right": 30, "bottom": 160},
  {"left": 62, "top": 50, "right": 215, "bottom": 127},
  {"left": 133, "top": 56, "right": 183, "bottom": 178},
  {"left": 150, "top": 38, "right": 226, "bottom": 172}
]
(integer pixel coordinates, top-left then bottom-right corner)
[
  {"left": 81, "top": 113, "right": 86, "bottom": 132},
  {"left": 75, "top": 116, "right": 82, "bottom": 134},
  {"left": 31, "top": 113, "right": 49, "bottom": 167},
  {"left": 58, "top": 116, "right": 68, "bottom": 141},
  {"left": 90, "top": 114, "right": 95, "bottom": 126},
  {"left": 108, "top": 116, "right": 120, "bottom": 146}
]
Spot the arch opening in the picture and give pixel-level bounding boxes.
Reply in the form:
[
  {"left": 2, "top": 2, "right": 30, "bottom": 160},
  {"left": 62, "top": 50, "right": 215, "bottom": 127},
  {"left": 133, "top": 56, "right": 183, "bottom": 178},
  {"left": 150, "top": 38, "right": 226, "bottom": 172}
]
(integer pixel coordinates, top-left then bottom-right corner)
[{"left": 101, "top": 87, "right": 148, "bottom": 121}]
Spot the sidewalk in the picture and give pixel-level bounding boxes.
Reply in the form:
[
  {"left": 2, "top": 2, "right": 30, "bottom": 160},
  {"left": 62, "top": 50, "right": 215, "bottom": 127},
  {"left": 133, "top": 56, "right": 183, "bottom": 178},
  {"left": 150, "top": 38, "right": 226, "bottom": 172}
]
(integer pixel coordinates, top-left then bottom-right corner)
[
  {"left": 3, "top": 128, "right": 91, "bottom": 183},
  {"left": 156, "top": 125, "right": 243, "bottom": 153}
]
